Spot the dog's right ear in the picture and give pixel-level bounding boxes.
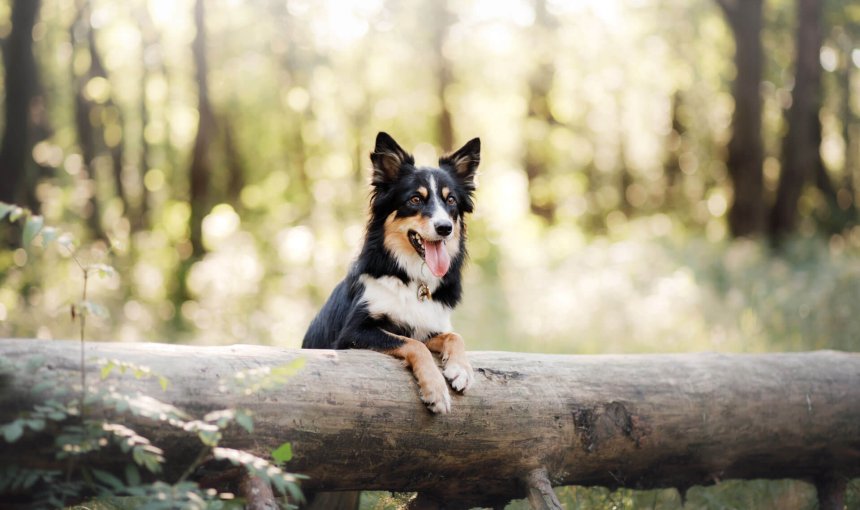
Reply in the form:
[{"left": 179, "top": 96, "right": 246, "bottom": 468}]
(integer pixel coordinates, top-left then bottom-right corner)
[{"left": 370, "top": 132, "right": 414, "bottom": 186}]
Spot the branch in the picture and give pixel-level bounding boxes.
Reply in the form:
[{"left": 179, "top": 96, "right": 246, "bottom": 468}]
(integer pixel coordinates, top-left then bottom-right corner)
[{"left": 1, "top": 339, "right": 859, "bottom": 509}]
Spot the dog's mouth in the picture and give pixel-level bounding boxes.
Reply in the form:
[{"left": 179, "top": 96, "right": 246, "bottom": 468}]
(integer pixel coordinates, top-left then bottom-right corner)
[{"left": 408, "top": 230, "right": 450, "bottom": 278}]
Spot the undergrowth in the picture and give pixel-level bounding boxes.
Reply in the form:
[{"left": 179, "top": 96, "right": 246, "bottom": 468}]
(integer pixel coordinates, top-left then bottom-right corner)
[{"left": 0, "top": 203, "right": 303, "bottom": 509}]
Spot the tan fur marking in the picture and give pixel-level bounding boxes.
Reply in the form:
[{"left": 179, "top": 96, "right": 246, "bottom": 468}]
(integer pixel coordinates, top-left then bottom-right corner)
[
  {"left": 384, "top": 335, "right": 451, "bottom": 413},
  {"left": 426, "top": 332, "right": 474, "bottom": 392},
  {"left": 441, "top": 186, "right": 450, "bottom": 200},
  {"left": 417, "top": 186, "right": 428, "bottom": 199},
  {"left": 383, "top": 212, "right": 433, "bottom": 256},
  {"left": 383, "top": 212, "right": 417, "bottom": 258}
]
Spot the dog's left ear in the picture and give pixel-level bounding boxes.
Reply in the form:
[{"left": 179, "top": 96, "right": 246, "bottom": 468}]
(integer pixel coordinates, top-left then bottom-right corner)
[{"left": 439, "top": 137, "right": 481, "bottom": 190}]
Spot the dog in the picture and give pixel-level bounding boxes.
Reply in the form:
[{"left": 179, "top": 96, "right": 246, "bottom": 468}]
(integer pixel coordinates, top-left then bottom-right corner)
[{"left": 302, "top": 132, "right": 480, "bottom": 413}]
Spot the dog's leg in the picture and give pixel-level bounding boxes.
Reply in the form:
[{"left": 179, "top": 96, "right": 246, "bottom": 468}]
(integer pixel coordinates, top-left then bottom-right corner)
[
  {"left": 426, "top": 332, "right": 474, "bottom": 392},
  {"left": 338, "top": 317, "right": 452, "bottom": 413},
  {"left": 385, "top": 336, "right": 452, "bottom": 414}
]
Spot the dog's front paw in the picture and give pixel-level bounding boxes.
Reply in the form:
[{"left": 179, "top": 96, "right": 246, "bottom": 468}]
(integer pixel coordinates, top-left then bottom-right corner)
[
  {"left": 419, "top": 369, "right": 452, "bottom": 414},
  {"left": 443, "top": 356, "right": 474, "bottom": 393}
]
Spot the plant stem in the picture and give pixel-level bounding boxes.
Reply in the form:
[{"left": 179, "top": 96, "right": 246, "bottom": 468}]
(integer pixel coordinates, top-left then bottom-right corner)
[
  {"left": 177, "top": 445, "right": 211, "bottom": 483},
  {"left": 80, "top": 267, "right": 88, "bottom": 419}
]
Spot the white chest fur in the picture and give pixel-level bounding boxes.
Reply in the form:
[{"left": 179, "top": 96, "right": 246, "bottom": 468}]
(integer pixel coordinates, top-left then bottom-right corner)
[{"left": 359, "top": 274, "right": 452, "bottom": 341}]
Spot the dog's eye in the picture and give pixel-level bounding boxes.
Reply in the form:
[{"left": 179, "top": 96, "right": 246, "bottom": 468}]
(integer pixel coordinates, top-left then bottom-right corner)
[
  {"left": 409, "top": 196, "right": 422, "bottom": 206},
  {"left": 446, "top": 195, "right": 457, "bottom": 206}
]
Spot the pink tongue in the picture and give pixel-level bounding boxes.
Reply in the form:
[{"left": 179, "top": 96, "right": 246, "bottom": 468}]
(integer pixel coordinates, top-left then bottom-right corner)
[{"left": 424, "top": 240, "right": 450, "bottom": 278}]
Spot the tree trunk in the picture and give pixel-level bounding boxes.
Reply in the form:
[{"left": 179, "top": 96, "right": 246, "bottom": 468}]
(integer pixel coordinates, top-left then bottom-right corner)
[
  {"left": 770, "top": 0, "right": 824, "bottom": 239},
  {"left": 189, "top": 0, "right": 214, "bottom": 259},
  {"left": 718, "top": 0, "right": 765, "bottom": 237},
  {"left": 431, "top": 2, "right": 454, "bottom": 152},
  {"left": 1, "top": 339, "right": 858, "bottom": 509},
  {"left": 524, "top": 0, "right": 559, "bottom": 223},
  {"left": 837, "top": 35, "right": 856, "bottom": 220},
  {"left": 0, "top": 0, "right": 42, "bottom": 206}
]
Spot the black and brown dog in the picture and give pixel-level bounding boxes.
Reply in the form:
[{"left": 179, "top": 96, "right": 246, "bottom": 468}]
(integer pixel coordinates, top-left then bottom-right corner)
[{"left": 302, "top": 132, "right": 480, "bottom": 413}]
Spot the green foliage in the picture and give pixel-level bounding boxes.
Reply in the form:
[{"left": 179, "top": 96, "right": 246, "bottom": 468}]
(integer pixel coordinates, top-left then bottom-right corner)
[
  {"left": 0, "top": 354, "right": 303, "bottom": 507},
  {"left": 271, "top": 442, "right": 293, "bottom": 465},
  {"left": 0, "top": 207, "right": 303, "bottom": 508},
  {"left": 213, "top": 447, "right": 303, "bottom": 503},
  {"left": 99, "top": 359, "right": 170, "bottom": 391},
  {"left": 229, "top": 359, "right": 306, "bottom": 395}
]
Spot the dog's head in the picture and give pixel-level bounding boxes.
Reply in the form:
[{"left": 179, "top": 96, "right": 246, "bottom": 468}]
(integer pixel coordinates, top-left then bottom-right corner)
[{"left": 368, "top": 132, "right": 480, "bottom": 280}]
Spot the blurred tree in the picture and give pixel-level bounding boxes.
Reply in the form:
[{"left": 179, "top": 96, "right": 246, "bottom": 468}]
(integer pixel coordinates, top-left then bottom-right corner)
[
  {"left": 0, "top": 0, "right": 44, "bottom": 209},
  {"left": 716, "top": 0, "right": 766, "bottom": 237},
  {"left": 663, "top": 92, "right": 686, "bottom": 206},
  {"left": 132, "top": 1, "right": 162, "bottom": 231},
  {"left": 770, "top": 0, "right": 826, "bottom": 239},
  {"left": 524, "top": 0, "right": 559, "bottom": 222},
  {"left": 223, "top": 121, "right": 245, "bottom": 206},
  {"left": 71, "top": 0, "right": 127, "bottom": 241},
  {"left": 431, "top": 0, "right": 454, "bottom": 152},
  {"left": 830, "top": 11, "right": 858, "bottom": 221},
  {"left": 189, "top": 0, "right": 215, "bottom": 259}
]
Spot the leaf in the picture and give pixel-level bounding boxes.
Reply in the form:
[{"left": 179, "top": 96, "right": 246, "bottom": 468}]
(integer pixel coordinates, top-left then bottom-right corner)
[
  {"left": 78, "top": 300, "right": 109, "bottom": 319},
  {"left": 101, "top": 361, "right": 115, "bottom": 380},
  {"left": 57, "top": 233, "right": 76, "bottom": 252},
  {"left": 196, "top": 428, "right": 221, "bottom": 447},
  {"left": 40, "top": 226, "right": 59, "bottom": 248},
  {"left": 25, "top": 419, "right": 45, "bottom": 432},
  {"left": 22, "top": 215, "right": 43, "bottom": 246},
  {"left": 92, "top": 468, "right": 125, "bottom": 491},
  {"left": 2, "top": 420, "right": 24, "bottom": 443},
  {"left": 158, "top": 376, "right": 169, "bottom": 391},
  {"left": 8, "top": 206, "right": 24, "bottom": 222},
  {"left": 89, "top": 263, "right": 116, "bottom": 278},
  {"left": 271, "top": 442, "right": 293, "bottom": 464},
  {"left": 125, "top": 464, "right": 141, "bottom": 487},
  {"left": 0, "top": 202, "right": 13, "bottom": 221},
  {"left": 235, "top": 410, "right": 254, "bottom": 434}
]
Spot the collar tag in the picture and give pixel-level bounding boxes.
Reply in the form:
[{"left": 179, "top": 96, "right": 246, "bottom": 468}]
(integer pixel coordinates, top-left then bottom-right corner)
[{"left": 417, "top": 282, "right": 431, "bottom": 302}]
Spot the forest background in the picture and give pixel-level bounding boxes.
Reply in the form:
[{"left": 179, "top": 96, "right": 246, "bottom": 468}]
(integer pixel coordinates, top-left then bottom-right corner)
[{"left": 0, "top": 0, "right": 859, "bottom": 507}]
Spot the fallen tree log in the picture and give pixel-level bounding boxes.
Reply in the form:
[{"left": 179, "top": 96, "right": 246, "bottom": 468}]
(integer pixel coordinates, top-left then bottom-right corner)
[{"left": 0, "top": 338, "right": 858, "bottom": 508}]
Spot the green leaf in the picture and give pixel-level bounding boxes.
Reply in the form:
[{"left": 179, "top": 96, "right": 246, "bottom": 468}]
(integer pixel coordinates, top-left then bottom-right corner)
[
  {"left": 40, "top": 226, "right": 59, "bottom": 248},
  {"left": 158, "top": 376, "right": 169, "bottom": 391},
  {"left": 57, "top": 233, "right": 76, "bottom": 252},
  {"left": 125, "top": 464, "right": 141, "bottom": 487},
  {"left": 78, "top": 300, "right": 109, "bottom": 319},
  {"left": 235, "top": 410, "right": 254, "bottom": 434},
  {"left": 22, "top": 215, "right": 43, "bottom": 246},
  {"left": 25, "top": 419, "right": 45, "bottom": 432},
  {"left": 0, "top": 202, "right": 13, "bottom": 221},
  {"left": 89, "top": 263, "right": 116, "bottom": 278},
  {"left": 2, "top": 420, "right": 24, "bottom": 443},
  {"left": 91, "top": 468, "right": 125, "bottom": 491},
  {"left": 101, "top": 361, "right": 115, "bottom": 380},
  {"left": 271, "top": 442, "right": 293, "bottom": 464},
  {"left": 196, "top": 428, "right": 221, "bottom": 447},
  {"left": 8, "top": 206, "right": 24, "bottom": 222}
]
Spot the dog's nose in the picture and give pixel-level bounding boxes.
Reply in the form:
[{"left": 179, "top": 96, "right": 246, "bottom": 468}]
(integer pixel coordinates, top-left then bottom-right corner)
[{"left": 435, "top": 221, "right": 453, "bottom": 237}]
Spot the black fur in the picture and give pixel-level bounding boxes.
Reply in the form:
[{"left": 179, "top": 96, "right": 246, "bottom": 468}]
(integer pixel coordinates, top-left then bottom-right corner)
[{"left": 302, "top": 132, "right": 480, "bottom": 351}]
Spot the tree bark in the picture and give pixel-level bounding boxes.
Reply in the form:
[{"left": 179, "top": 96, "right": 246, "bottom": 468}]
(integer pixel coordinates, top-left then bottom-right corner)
[
  {"left": 1, "top": 339, "right": 858, "bottom": 509},
  {"left": 189, "top": 0, "right": 214, "bottom": 259},
  {"left": 770, "top": 0, "right": 825, "bottom": 239},
  {"left": 718, "top": 0, "right": 766, "bottom": 237},
  {"left": 0, "top": 0, "right": 43, "bottom": 206},
  {"left": 431, "top": 2, "right": 454, "bottom": 152},
  {"left": 524, "top": 0, "right": 559, "bottom": 222}
]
